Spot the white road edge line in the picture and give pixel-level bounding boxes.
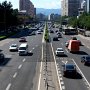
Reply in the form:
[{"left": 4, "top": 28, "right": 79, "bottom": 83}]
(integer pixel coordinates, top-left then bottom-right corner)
[
  {"left": 51, "top": 43, "right": 62, "bottom": 90},
  {"left": 72, "top": 59, "right": 90, "bottom": 89},
  {"left": 6, "top": 83, "right": 11, "bottom": 90},
  {"left": 38, "top": 24, "right": 45, "bottom": 90},
  {"left": 23, "top": 58, "right": 26, "bottom": 62},
  {"left": 33, "top": 48, "right": 35, "bottom": 50},
  {"left": 18, "top": 64, "right": 22, "bottom": 69},
  {"left": 13, "top": 72, "right": 17, "bottom": 78}
]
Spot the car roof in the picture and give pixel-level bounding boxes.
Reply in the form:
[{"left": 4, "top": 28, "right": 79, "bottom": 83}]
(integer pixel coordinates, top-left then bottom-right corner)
[
  {"left": 11, "top": 44, "right": 17, "bottom": 46},
  {"left": 57, "top": 48, "right": 63, "bottom": 50},
  {"left": 65, "top": 64, "right": 75, "bottom": 66}
]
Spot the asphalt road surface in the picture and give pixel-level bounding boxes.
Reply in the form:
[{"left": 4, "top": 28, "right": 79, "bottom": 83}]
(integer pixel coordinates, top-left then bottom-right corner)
[
  {"left": 0, "top": 28, "right": 43, "bottom": 90},
  {"left": 50, "top": 27, "right": 90, "bottom": 90}
]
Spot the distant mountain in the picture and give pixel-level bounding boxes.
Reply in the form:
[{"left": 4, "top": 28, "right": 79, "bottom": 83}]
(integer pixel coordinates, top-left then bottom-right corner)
[{"left": 36, "top": 8, "right": 61, "bottom": 15}]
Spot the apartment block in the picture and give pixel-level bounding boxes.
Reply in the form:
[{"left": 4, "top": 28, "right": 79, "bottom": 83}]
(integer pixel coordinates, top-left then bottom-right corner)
[
  {"left": 19, "top": 0, "right": 35, "bottom": 18},
  {"left": 61, "top": 0, "right": 79, "bottom": 17}
]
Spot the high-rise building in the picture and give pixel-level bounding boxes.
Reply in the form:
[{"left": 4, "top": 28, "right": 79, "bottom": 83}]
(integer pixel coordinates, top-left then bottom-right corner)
[
  {"left": 79, "top": 0, "right": 90, "bottom": 13},
  {"left": 19, "top": 0, "right": 35, "bottom": 18},
  {"left": 61, "top": 0, "right": 79, "bottom": 17},
  {"left": 86, "top": 0, "right": 90, "bottom": 13}
]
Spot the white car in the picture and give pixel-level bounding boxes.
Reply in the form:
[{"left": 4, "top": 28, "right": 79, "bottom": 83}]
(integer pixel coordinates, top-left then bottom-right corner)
[
  {"left": 37, "top": 30, "right": 42, "bottom": 34},
  {"left": 9, "top": 44, "right": 18, "bottom": 51},
  {"left": 55, "top": 48, "right": 64, "bottom": 56}
]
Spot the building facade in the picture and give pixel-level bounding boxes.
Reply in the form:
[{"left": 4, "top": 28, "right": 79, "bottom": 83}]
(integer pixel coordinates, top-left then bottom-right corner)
[
  {"left": 61, "top": 0, "right": 79, "bottom": 17},
  {"left": 86, "top": 0, "right": 90, "bottom": 13},
  {"left": 19, "top": 0, "right": 35, "bottom": 18}
]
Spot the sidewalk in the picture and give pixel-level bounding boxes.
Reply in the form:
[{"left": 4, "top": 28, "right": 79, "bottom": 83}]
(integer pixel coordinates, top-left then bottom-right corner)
[
  {"left": 76, "top": 34, "right": 90, "bottom": 49},
  {"left": 78, "top": 34, "right": 90, "bottom": 41}
]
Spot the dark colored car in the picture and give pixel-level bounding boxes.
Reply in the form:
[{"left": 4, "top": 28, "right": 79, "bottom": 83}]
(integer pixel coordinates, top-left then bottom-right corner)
[
  {"left": 53, "top": 37, "right": 58, "bottom": 41},
  {"left": 71, "top": 36, "right": 77, "bottom": 40},
  {"left": 50, "top": 30, "right": 54, "bottom": 33},
  {"left": 62, "top": 64, "right": 77, "bottom": 77},
  {"left": 57, "top": 34, "right": 62, "bottom": 38},
  {"left": 19, "top": 37, "right": 27, "bottom": 42},
  {"left": 0, "top": 53, "right": 5, "bottom": 62},
  {"left": 81, "top": 55, "right": 90, "bottom": 65}
]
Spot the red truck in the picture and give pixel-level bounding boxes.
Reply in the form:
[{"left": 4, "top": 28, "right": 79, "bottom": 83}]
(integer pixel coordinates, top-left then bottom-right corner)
[{"left": 68, "top": 40, "right": 80, "bottom": 53}]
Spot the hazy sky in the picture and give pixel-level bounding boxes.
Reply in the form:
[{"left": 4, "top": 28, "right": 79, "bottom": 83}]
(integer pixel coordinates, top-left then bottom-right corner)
[{"left": 0, "top": 0, "right": 61, "bottom": 9}]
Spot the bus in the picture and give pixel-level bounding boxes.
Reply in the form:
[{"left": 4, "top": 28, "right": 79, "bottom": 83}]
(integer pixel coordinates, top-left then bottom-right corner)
[{"left": 62, "top": 26, "right": 77, "bottom": 35}]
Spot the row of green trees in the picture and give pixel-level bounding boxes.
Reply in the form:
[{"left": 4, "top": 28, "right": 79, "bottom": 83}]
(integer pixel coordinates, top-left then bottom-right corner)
[
  {"left": 68, "top": 13, "right": 90, "bottom": 30},
  {"left": 0, "top": 1, "right": 19, "bottom": 30}
]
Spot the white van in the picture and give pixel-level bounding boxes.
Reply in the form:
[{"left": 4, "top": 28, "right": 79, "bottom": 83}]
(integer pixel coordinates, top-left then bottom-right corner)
[{"left": 18, "top": 43, "right": 28, "bottom": 55}]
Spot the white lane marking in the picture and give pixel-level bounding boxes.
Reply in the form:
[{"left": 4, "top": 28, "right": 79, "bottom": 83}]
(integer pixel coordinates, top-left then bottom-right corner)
[
  {"left": 6, "top": 83, "right": 11, "bottom": 90},
  {"left": 30, "top": 50, "right": 32, "bottom": 53},
  {"left": 18, "top": 64, "right": 22, "bottom": 69},
  {"left": 51, "top": 43, "right": 62, "bottom": 90},
  {"left": 72, "top": 59, "right": 90, "bottom": 89},
  {"left": 38, "top": 43, "right": 43, "bottom": 90},
  {"left": 62, "top": 86, "right": 65, "bottom": 89},
  {"left": 13, "top": 72, "right": 17, "bottom": 78},
  {"left": 33, "top": 48, "right": 35, "bottom": 50},
  {"left": 65, "top": 49, "right": 69, "bottom": 53},
  {"left": 23, "top": 58, "right": 26, "bottom": 62},
  {"left": 42, "top": 25, "right": 46, "bottom": 43},
  {"left": 61, "top": 81, "right": 64, "bottom": 85},
  {"left": 59, "top": 74, "right": 62, "bottom": 77},
  {"left": 87, "top": 46, "right": 90, "bottom": 49},
  {"left": 62, "top": 60, "right": 68, "bottom": 64},
  {"left": 60, "top": 77, "right": 63, "bottom": 80},
  {"left": 58, "top": 71, "right": 61, "bottom": 74}
]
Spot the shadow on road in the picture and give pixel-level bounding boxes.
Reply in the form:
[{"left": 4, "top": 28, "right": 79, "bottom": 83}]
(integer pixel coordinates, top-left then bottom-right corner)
[
  {"left": 72, "top": 51, "right": 88, "bottom": 55},
  {"left": 65, "top": 72, "right": 82, "bottom": 79},
  {"left": 0, "top": 57, "right": 11, "bottom": 66},
  {"left": 56, "top": 54, "right": 68, "bottom": 57}
]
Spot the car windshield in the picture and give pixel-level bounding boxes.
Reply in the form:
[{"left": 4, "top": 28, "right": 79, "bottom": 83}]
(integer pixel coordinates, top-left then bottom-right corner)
[
  {"left": 19, "top": 47, "right": 26, "bottom": 50},
  {"left": 66, "top": 65, "right": 75, "bottom": 70},
  {"left": 86, "top": 56, "right": 90, "bottom": 60},
  {"left": 11, "top": 45, "right": 17, "bottom": 47},
  {"left": 57, "top": 49, "right": 63, "bottom": 51}
]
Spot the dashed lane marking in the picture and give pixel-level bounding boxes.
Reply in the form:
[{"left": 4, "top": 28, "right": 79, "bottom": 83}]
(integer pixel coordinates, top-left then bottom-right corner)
[
  {"left": 18, "top": 64, "right": 22, "bottom": 69},
  {"left": 33, "top": 48, "right": 35, "bottom": 50},
  {"left": 23, "top": 58, "right": 26, "bottom": 62},
  {"left": 6, "top": 83, "right": 11, "bottom": 90},
  {"left": 29, "top": 50, "right": 32, "bottom": 53},
  {"left": 13, "top": 72, "right": 17, "bottom": 78},
  {"left": 60, "top": 77, "right": 63, "bottom": 80},
  {"left": 60, "top": 81, "right": 64, "bottom": 85},
  {"left": 62, "top": 86, "right": 65, "bottom": 89}
]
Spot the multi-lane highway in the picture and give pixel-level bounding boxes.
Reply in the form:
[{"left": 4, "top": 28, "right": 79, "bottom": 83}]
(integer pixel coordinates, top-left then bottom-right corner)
[
  {"left": 0, "top": 23, "right": 90, "bottom": 90},
  {"left": 50, "top": 27, "right": 90, "bottom": 90},
  {"left": 0, "top": 29, "right": 43, "bottom": 90}
]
